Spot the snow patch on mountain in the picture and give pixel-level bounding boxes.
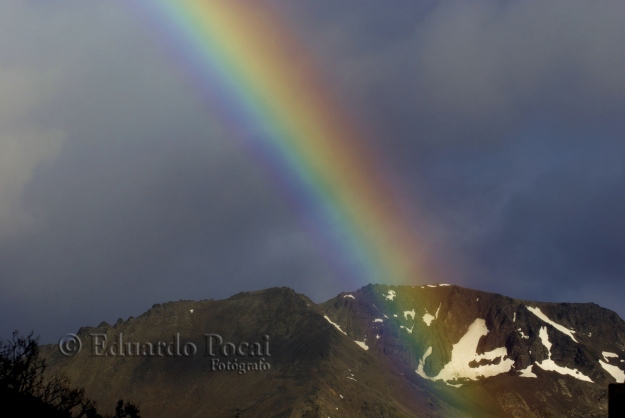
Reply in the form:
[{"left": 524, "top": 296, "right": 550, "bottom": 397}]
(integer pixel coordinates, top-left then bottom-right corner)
[
  {"left": 519, "top": 364, "right": 537, "bottom": 378},
  {"left": 385, "top": 290, "right": 396, "bottom": 301},
  {"left": 600, "top": 352, "right": 625, "bottom": 382},
  {"left": 422, "top": 303, "right": 441, "bottom": 327},
  {"left": 324, "top": 315, "right": 347, "bottom": 335},
  {"left": 416, "top": 319, "right": 514, "bottom": 384},
  {"left": 344, "top": 294, "right": 355, "bottom": 299},
  {"left": 354, "top": 340, "right": 369, "bottom": 350},
  {"left": 422, "top": 312, "right": 435, "bottom": 326},
  {"left": 526, "top": 306, "right": 578, "bottom": 343},
  {"left": 416, "top": 346, "right": 433, "bottom": 379},
  {"left": 535, "top": 327, "right": 592, "bottom": 382},
  {"left": 404, "top": 309, "right": 415, "bottom": 320},
  {"left": 400, "top": 325, "right": 414, "bottom": 333},
  {"left": 599, "top": 360, "right": 625, "bottom": 382},
  {"left": 373, "top": 318, "right": 383, "bottom": 323}
]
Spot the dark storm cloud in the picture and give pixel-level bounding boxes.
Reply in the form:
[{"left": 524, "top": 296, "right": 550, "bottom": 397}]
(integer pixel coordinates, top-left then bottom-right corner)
[
  {"left": 2, "top": 0, "right": 625, "bottom": 341},
  {"left": 472, "top": 138, "right": 625, "bottom": 294},
  {"left": 287, "top": 0, "right": 625, "bottom": 146},
  {"left": 0, "top": 1, "right": 337, "bottom": 341},
  {"left": 415, "top": 135, "right": 625, "bottom": 295},
  {"left": 277, "top": 0, "right": 625, "bottom": 315}
]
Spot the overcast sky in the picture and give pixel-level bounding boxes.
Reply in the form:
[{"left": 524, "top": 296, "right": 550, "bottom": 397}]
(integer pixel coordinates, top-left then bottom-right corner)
[{"left": 2, "top": 0, "right": 625, "bottom": 342}]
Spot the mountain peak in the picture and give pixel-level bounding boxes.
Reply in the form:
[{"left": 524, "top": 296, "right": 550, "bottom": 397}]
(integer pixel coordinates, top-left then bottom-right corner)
[{"left": 41, "top": 284, "right": 623, "bottom": 417}]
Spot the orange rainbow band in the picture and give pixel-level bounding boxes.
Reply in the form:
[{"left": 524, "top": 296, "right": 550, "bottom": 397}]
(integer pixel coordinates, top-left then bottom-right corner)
[{"left": 136, "top": 0, "right": 428, "bottom": 287}]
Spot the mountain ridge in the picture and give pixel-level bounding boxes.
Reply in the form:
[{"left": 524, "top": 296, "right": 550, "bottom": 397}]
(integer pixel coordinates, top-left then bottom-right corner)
[{"left": 40, "top": 284, "right": 624, "bottom": 417}]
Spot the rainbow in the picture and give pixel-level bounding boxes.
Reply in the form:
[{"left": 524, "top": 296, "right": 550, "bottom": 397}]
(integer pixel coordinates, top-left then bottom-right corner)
[{"left": 134, "top": 0, "right": 430, "bottom": 288}]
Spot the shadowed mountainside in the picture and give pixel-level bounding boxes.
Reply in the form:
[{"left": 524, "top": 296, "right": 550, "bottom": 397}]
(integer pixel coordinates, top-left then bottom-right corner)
[{"left": 41, "top": 284, "right": 625, "bottom": 417}]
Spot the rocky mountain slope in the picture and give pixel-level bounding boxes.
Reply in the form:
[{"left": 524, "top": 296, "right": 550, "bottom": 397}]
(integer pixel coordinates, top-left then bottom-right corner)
[
  {"left": 41, "top": 284, "right": 625, "bottom": 417},
  {"left": 322, "top": 284, "right": 625, "bottom": 417}
]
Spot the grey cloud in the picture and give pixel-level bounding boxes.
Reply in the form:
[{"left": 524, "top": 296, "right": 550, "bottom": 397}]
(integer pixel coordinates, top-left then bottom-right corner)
[
  {"left": 280, "top": 1, "right": 625, "bottom": 317},
  {"left": 0, "top": 1, "right": 338, "bottom": 341},
  {"left": 285, "top": 0, "right": 625, "bottom": 146},
  {"left": 2, "top": 0, "right": 625, "bottom": 341}
]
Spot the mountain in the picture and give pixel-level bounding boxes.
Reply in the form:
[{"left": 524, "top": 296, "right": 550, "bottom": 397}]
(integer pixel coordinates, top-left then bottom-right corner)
[{"left": 41, "top": 284, "right": 625, "bottom": 417}]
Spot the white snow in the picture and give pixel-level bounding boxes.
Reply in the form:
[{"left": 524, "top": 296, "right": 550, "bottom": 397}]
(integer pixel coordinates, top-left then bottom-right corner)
[
  {"left": 324, "top": 315, "right": 347, "bottom": 335},
  {"left": 404, "top": 309, "right": 415, "bottom": 320},
  {"left": 385, "top": 290, "right": 396, "bottom": 301},
  {"left": 383, "top": 314, "right": 388, "bottom": 319},
  {"left": 535, "top": 327, "right": 592, "bottom": 382},
  {"left": 376, "top": 334, "right": 380, "bottom": 339},
  {"left": 344, "top": 294, "right": 355, "bottom": 299},
  {"left": 518, "top": 329, "right": 529, "bottom": 339},
  {"left": 354, "top": 340, "right": 369, "bottom": 350},
  {"left": 519, "top": 364, "right": 537, "bottom": 378},
  {"left": 600, "top": 352, "right": 625, "bottom": 382},
  {"left": 189, "top": 309, "right": 194, "bottom": 313},
  {"left": 423, "top": 312, "right": 435, "bottom": 326},
  {"left": 476, "top": 298, "right": 479, "bottom": 302},
  {"left": 416, "top": 319, "right": 514, "bottom": 385},
  {"left": 339, "top": 395, "right": 343, "bottom": 399},
  {"left": 373, "top": 318, "right": 383, "bottom": 323},
  {"left": 423, "top": 303, "right": 441, "bottom": 327},
  {"left": 416, "top": 346, "right": 433, "bottom": 379},
  {"left": 400, "top": 325, "right": 414, "bottom": 333},
  {"left": 346, "top": 376, "right": 357, "bottom": 381},
  {"left": 600, "top": 360, "right": 625, "bottom": 382},
  {"left": 539, "top": 326, "right": 552, "bottom": 351},
  {"left": 525, "top": 306, "right": 578, "bottom": 343},
  {"left": 393, "top": 314, "right": 398, "bottom": 317},
  {"left": 439, "top": 284, "right": 451, "bottom": 286},
  {"left": 427, "top": 285, "right": 437, "bottom": 288},
  {"left": 513, "top": 312, "right": 516, "bottom": 323}
]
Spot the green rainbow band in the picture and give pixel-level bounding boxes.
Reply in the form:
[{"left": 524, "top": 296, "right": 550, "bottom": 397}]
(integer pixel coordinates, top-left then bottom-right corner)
[{"left": 135, "top": 0, "right": 429, "bottom": 287}]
